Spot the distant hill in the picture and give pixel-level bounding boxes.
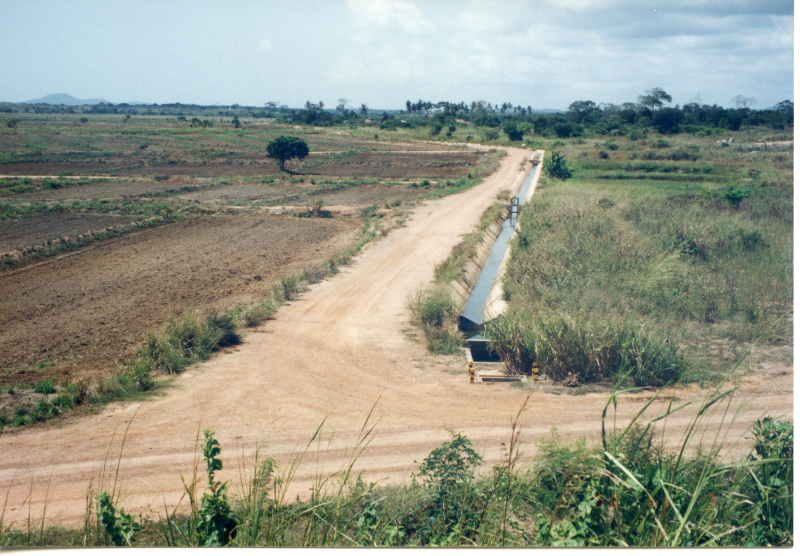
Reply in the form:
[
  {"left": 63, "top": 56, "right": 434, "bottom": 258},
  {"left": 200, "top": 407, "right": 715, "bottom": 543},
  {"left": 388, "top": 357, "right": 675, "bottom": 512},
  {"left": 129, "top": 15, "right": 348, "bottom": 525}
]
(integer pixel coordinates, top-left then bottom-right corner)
[{"left": 25, "top": 93, "right": 110, "bottom": 106}]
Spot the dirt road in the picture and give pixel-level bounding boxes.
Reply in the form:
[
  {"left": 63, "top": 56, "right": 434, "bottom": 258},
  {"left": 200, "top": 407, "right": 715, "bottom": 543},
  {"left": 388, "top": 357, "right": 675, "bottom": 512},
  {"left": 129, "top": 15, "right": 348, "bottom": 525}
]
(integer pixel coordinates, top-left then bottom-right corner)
[{"left": 0, "top": 147, "right": 792, "bottom": 528}]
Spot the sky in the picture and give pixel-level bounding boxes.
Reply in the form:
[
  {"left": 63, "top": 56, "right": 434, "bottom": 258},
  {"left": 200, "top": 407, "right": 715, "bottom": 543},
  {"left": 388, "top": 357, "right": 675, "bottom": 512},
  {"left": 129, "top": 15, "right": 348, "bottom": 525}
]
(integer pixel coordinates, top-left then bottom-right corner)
[{"left": 0, "top": 0, "right": 794, "bottom": 110}]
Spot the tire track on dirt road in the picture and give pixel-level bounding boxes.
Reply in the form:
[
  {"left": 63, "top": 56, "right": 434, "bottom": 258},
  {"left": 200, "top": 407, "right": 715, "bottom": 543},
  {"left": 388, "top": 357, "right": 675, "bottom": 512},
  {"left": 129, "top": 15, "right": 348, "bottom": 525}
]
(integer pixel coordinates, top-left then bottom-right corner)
[{"left": 0, "top": 147, "right": 791, "bottom": 528}]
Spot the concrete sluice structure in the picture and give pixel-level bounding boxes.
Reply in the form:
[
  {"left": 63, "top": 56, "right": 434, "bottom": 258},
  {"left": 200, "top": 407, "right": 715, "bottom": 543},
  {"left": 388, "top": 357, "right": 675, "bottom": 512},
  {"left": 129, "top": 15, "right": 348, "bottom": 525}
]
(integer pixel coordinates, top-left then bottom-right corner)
[{"left": 453, "top": 150, "right": 544, "bottom": 362}]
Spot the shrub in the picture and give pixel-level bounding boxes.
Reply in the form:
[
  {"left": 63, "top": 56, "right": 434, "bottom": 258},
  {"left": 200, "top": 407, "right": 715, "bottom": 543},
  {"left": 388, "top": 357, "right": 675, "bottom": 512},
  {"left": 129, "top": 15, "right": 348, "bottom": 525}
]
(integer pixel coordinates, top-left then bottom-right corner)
[
  {"left": 408, "top": 286, "right": 459, "bottom": 330},
  {"left": 197, "top": 430, "right": 237, "bottom": 546},
  {"left": 278, "top": 275, "right": 300, "bottom": 301},
  {"left": 743, "top": 417, "right": 794, "bottom": 546},
  {"left": 738, "top": 227, "right": 766, "bottom": 251},
  {"left": 97, "top": 492, "right": 143, "bottom": 546},
  {"left": 301, "top": 265, "right": 327, "bottom": 284},
  {"left": 403, "top": 431, "right": 484, "bottom": 543},
  {"left": 722, "top": 187, "right": 750, "bottom": 209},
  {"left": 243, "top": 298, "right": 277, "bottom": 327},
  {"left": 407, "top": 286, "right": 463, "bottom": 355},
  {"left": 424, "top": 327, "right": 464, "bottom": 355},
  {"left": 139, "top": 310, "right": 241, "bottom": 374},
  {"left": 543, "top": 151, "right": 572, "bottom": 180}
]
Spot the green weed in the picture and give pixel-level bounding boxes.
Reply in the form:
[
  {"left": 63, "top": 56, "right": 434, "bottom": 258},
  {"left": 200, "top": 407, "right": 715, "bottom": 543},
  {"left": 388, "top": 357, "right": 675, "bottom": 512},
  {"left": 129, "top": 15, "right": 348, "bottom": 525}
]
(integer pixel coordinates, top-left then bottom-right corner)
[{"left": 33, "top": 380, "right": 56, "bottom": 395}]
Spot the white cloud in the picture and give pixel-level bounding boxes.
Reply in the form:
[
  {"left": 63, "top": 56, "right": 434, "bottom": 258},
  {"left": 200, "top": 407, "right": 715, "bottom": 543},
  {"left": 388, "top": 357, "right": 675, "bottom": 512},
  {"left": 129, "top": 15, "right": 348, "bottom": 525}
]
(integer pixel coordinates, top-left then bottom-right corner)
[
  {"left": 347, "top": 0, "right": 436, "bottom": 35},
  {"left": 542, "top": 0, "right": 624, "bottom": 12},
  {"left": 258, "top": 38, "right": 271, "bottom": 51}
]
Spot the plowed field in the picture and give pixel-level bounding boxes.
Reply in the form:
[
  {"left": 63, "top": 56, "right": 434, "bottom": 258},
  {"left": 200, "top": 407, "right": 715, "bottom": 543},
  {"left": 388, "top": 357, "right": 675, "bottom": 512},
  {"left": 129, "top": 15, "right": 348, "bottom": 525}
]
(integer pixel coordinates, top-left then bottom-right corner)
[{"left": 0, "top": 215, "right": 360, "bottom": 386}]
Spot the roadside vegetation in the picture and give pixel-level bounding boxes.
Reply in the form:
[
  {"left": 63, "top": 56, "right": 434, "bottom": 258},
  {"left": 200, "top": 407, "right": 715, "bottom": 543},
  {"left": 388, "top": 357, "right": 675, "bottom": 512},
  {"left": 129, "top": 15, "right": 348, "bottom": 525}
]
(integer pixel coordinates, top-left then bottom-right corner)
[
  {"left": 485, "top": 129, "right": 791, "bottom": 387},
  {"left": 1, "top": 373, "right": 792, "bottom": 547},
  {"left": 380, "top": 90, "right": 792, "bottom": 391},
  {"left": 408, "top": 192, "right": 509, "bottom": 354}
]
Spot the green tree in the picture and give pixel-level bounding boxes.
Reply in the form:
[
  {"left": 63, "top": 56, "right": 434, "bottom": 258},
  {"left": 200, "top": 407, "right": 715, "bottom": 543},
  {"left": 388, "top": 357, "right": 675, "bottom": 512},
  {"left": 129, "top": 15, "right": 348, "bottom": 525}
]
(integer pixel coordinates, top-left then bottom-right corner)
[
  {"left": 638, "top": 87, "right": 672, "bottom": 112},
  {"left": 775, "top": 100, "right": 793, "bottom": 120},
  {"left": 568, "top": 100, "right": 598, "bottom": 121},
  {"left": 544, "top": 151, "right": 572, "bottom": 179},
  {"left": 336, "top": 98, "right": 351, "bottom": 113},
  {"left": 503, "top": 121, "right": 523, "bottom": 141},
  {"left": 554, "top": 121, "right": 575, "bottom": 138},
  {"left": 652, "top": 107, "right": 683, "bottom": 134},
  {"left": 266, "top": 135, "right": 310, "bottom": 171}
]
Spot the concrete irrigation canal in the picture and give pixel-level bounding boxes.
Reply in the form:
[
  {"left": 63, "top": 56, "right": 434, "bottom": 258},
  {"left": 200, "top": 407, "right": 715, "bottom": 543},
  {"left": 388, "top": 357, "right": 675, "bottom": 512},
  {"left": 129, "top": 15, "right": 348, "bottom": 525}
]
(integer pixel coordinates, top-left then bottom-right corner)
[{"left": 458, "top": 150, "right": 544, "bottom": 362}]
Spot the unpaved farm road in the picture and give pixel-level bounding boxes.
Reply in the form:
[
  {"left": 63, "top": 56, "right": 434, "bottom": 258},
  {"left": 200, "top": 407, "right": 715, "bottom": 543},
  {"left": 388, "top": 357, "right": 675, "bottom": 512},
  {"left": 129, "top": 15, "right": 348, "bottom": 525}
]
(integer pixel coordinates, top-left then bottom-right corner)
[{"left": 0, "top": 147, "right": 792, "bottom": 528}]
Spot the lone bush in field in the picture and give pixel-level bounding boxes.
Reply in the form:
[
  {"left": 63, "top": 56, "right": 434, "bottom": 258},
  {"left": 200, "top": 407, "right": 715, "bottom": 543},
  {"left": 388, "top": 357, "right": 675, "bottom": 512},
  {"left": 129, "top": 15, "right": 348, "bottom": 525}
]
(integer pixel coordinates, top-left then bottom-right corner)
[
  {"left": 266, "top": 135, "right": 310, "bottom": 171},
  {"left": 722, "top": 186, "right": 750, "bottom": 209},
  {"left": 543, "top": 151, "right": 572, "bottom": 179}
]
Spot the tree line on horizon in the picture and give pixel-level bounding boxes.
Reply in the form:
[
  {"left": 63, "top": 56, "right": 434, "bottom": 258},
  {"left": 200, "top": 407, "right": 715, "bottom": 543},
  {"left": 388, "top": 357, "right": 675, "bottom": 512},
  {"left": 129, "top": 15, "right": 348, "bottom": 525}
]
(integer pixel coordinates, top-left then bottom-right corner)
[{"left": 2, "top": 87, "right": 792, "bottom": 139}]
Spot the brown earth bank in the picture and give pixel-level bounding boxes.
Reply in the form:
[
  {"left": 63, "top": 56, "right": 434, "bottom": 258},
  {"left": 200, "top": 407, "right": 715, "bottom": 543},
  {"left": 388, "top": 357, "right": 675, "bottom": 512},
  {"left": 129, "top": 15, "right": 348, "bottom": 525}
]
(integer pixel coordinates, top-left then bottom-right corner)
[
  {"left": 3, "top": 177, "right": 438, "bottom": 206},
  {"left": 0, "top": 213, "right": 143, "bottom": 252},
  {"left": 0, "top": 147, "right": 792, "bottom": 530},
  {"left": 0, "top": 215, "right": 360, "bottom": 387},
  {"left": 3, "top": 179, "right": 214, "bottom": 202}
]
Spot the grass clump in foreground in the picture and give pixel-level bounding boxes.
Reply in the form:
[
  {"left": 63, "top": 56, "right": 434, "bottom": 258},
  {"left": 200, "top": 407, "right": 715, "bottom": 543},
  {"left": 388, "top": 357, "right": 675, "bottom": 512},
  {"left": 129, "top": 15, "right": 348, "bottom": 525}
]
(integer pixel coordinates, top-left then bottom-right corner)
[
  {"left": 2, "top": 372, "right": 792, "bottom": 547},
  {"left": 407, "top": 286, "right": 463, "bottom": 354}
]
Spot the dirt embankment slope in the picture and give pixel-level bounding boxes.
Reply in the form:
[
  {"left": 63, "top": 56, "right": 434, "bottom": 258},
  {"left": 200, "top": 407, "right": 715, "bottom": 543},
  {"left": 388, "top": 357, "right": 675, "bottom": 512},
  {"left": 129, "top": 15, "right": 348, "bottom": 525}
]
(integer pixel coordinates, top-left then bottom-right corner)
[{"left": 0, "top": 147, "right": 792, "bottom": 528}]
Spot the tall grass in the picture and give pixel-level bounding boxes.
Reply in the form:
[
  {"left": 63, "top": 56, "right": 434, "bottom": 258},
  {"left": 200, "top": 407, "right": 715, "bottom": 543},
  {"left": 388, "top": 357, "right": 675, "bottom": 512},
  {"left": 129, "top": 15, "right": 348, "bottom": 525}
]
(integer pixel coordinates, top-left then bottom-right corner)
[
  {"left": 407, "top": 286, "right": 463, "bottom": 354},
  {"left": 484, "top": 308, "right": 685, "bottom": 386},
  {"left": 138, "top": 310, "right": 240, "bottom": 375},
  {"left": 501, "top": 180, "right": 791, "bottom": 379}
]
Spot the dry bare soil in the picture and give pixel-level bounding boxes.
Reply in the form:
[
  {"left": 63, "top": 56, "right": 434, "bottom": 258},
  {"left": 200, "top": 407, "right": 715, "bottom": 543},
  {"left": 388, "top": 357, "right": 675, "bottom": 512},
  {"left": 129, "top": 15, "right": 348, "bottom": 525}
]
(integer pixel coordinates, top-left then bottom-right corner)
[
  {"left": 0, "top": 215, "right": 360, "bottom": 386},
  {"left": 0, "top": 146, "right": 791, "bottom": 529}
]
